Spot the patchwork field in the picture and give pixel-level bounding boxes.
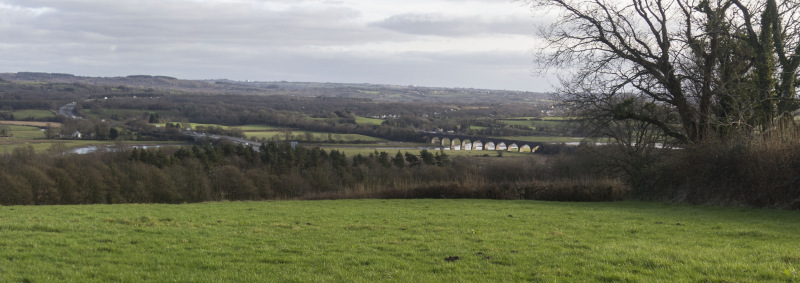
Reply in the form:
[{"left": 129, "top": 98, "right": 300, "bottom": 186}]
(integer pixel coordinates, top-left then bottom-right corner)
[
  {"left": 10, "top": 109, "right": 56, "bottom": 120},
  {"left": 1, "top": 200, "right": 798, "bottom": 282},
  {"left": 355, "top": 116, "right": 384, "bottom": 125}
]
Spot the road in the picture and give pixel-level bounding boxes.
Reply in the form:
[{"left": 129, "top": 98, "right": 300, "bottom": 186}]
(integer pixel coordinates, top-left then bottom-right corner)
[{"left": 57, "top": 102, "right": 81, "bottom": 119}]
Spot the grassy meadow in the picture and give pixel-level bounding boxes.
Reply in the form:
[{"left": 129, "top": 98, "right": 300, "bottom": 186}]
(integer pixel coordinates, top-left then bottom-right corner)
[
  {"left": 1, "top": 200, "right": 798, "bottom": 282},
  {"left": 3, "top": 125, "right": 46, "bottom": 139},
  {"left": 10, "top": 109, "right": 56, "bottom": 120},
  {"left": 248, "top": 130, "right": 387, "bottom": 143},
  {"left": 355, "top": 116, "right": 384, "bottom": 126}
]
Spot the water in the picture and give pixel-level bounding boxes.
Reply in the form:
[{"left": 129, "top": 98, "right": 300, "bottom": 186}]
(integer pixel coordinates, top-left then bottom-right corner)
[{"left": 68, "top": 145, "right": 163, "bottom": 155}]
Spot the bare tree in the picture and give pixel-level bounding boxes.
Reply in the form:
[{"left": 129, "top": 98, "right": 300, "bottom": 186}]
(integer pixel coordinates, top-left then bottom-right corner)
[{"left": 530, "top": 0, "right": 800, "bottom": 145}]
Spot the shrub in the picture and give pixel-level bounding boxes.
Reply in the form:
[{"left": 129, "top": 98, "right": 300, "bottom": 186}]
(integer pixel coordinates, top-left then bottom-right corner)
[{"left": 635, "top": 134, "right": 800, "bottom": 208}]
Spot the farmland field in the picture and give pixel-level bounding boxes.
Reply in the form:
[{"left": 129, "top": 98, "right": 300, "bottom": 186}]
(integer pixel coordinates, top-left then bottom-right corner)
[
  {"left": 2, "top": 125, "right": 45, "bottom": 139},
  {"left": 247, "top": 130, "right": 386, "bottom": 142},
  {"left": 0, "top": 121, "right": 62, "bottom": 127},
  {"left": 1, "top": 200, "right": 797, "bottom": 282},
  {"left": 239, "top": 124, "right": 281, "bottom": 131},
  {"left": 355, "top": 116, "right": 384, "bottom": 125},
  {"left": 10, "top": 109, "right": 55, "bottom": 119}
]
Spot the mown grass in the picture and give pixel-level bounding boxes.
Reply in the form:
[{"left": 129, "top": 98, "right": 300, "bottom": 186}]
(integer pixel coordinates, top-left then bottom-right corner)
[
  {"left": 0, "top": 200, "right": 798, "bottom": 282},
  {"left": 11, "top": 110, "right": 55, "bottom": 120}
]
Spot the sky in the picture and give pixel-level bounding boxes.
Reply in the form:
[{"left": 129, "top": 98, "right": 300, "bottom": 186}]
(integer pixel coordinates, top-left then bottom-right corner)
[{"left": 0, "top": 0, "right": 554, "bottom": 92}]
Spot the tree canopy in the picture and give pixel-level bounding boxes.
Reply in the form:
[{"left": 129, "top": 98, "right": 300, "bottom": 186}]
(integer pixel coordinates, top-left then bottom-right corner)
[{"left": 531, "top": 0, "right": 800, "bottom": 145}]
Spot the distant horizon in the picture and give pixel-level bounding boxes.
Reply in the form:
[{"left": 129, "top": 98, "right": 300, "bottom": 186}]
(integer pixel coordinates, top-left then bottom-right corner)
[{"left": 2, "top": 71, "right": 555, "bottom": 93}]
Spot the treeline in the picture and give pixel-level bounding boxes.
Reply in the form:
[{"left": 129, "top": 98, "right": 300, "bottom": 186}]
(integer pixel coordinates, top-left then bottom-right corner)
[{"left": 0, "top": 142, "right": 626, "bottom": 206}]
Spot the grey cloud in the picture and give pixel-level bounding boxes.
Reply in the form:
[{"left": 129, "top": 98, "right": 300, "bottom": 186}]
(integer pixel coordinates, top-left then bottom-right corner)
[
  {"left": 370, "top": 13, "right": 536, "bottom": 36},
  {"left": 0, "top": 0, "right": 550, "bottom": 91},
  {"left": 2, "top": 0, "right": 390, "bottom": 46}
]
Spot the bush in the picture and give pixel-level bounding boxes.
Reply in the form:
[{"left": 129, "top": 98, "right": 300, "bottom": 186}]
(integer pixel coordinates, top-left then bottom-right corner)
[
  {"left": 635, "top": 135, "right": 800, "bottom": 208},
  {"left": 0, "top": 172, "right": 34, "bottom": 205},
  {"left": 301, "top": 178, "right": 629, "bottom": 202}
]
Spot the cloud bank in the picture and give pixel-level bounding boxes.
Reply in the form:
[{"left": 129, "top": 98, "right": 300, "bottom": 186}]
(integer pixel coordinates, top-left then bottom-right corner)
[{"left": 0, "top": 0, "right": 553, "bottom": 91}]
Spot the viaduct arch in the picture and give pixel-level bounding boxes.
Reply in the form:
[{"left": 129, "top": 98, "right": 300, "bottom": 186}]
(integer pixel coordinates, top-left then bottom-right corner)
[{"left": 424, "top": 133, "right": 542, "bottom": 153}]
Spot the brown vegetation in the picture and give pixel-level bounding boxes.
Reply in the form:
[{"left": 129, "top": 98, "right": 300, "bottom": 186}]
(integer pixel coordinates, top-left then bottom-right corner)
[
  {"left": 0, "top": 141, "right": 626, "bottom": 206},
  {"left": 631, "top": 133, "right": 800, "bottom": 209}
]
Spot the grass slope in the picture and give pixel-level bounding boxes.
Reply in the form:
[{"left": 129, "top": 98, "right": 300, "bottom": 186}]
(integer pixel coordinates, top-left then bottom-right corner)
[{"left": 1, "top": 200, "right": 798, "bottom": 282}]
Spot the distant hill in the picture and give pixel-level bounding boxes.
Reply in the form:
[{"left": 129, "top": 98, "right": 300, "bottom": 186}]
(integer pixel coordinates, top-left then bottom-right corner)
[{"left": 0, "top": 72, "right": 554, "bottom": 104}]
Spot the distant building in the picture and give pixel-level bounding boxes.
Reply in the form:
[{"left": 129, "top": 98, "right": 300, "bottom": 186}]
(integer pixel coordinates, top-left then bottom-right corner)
[{"left": 71, "top": 131, "right": 81, "bottom": 139}]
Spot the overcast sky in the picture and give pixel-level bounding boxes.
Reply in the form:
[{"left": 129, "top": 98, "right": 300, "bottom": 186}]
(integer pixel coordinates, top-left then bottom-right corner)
[{"left": 0, "top": 0, "right": 554, "bottom": 92}]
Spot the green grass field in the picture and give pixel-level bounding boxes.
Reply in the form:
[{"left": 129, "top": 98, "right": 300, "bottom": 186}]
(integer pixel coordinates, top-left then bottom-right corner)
[
  {"left": 3, "top": 125, "right": 46, "bottom": 139},
  {"left": 239, "top": 124, "right": 281, "bottom": 131},
  {"left": 10, "top": 110, "right": 55, "bottom": 120},
  {"left": 185, "top": 123, "right": 231, "bottom": 129},
  {"left": 355, "top": 116, "right": 384, "bottom": 126},
  {"left": 250, "top": 131, "right": 386, "bottom": 142},
  {"left": 0, "top": 200, "right": 798, "bottom": 282}
]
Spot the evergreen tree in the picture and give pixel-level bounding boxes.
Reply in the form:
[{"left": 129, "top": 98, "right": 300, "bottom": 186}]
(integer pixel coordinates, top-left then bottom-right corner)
[{"left": 392, "top": 151, "right": 405, "bottom": 168}]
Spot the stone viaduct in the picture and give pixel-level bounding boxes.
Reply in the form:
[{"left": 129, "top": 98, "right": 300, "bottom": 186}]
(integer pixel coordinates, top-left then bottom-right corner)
[{"left": 423, "top": 133, "right": 542, "bottom": 153}]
